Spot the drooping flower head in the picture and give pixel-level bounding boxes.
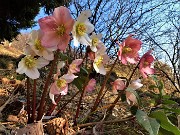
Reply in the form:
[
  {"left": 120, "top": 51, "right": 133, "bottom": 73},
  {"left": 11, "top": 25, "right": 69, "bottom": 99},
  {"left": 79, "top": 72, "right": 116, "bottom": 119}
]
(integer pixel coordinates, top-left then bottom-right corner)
[
  {"left": 16, "top": 55, "right": 49, "bottom": 79},
  {"left": 68, "top": 59, "right": 83, "bottom": 74},
  {"left": 49, "top": 73, "right": 78, "bottom": 105},
  {"left": 118, "top": 35, "right": 142, "bottom": 65},
  {"left": 111, "top": 79, "right": 126, "bottom": 94},
  {"left": 85, "top": 78, "right": 96, "bottom": 92},
  {"left": 139, "top": 50, "right": 155, "bottom": 78},
  {"left": 126, "top": 79, "right": 143, "bottom": 105},
  {"left": 111, "top": 79, "right": 143, "bottom": 105},
  {"left": 72, "top": 10, "right": 94, "bottom": 47},
  {"left": 27, "top": 30, "right": 56, "bottom": 60},
  {"left": 38, "top": 6, "right": 74, "bottom": 51},
  {"left": 93, "top": 47, "right": 110, "bottom": 75}
]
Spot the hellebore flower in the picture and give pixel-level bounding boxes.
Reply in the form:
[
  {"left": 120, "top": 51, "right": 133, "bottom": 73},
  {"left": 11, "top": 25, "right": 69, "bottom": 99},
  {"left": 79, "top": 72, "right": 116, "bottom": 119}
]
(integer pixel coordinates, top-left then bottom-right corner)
[
  {"left": 72, "top": 10, "right": 94, "bottom": 47},
  {"left": 49, "top": 73, "right": 78, "bottom": 105},
  {"left": 27, "top": 30, "right": 56, "bottom": 60},
  {"left": 89, "top": 32, "right": 103, "bottom": 52},
  {"left": 139, "top": 50, "right": 155, "bottom": 78},
  {"left": 16, "top": 55, "right": 49, "bottom": 79},
  {"left": 85, "top": 78, "right": 96, "bottom": 92},
  {"left": 39, "top": 6, "right": 74, "bottom": 51},
  {"left": 126, "top": 79, "right": 143, "bottom": 105},
  {"left": 68, "top": 59, "right": 83, "bottom": 74},
  {"left": 111, "top": 79, "right": 126, "bottom": 94},
  {"left": 118, "top": 35, "right": 142, "bottom": 65},
  {"left": 111, "top": 79, "right": 143, "bottom": 105}
]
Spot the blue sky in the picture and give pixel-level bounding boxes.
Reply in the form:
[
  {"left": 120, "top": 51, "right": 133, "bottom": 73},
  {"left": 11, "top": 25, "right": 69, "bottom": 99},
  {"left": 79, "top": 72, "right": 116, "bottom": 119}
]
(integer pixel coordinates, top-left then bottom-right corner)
[{"left": 20, "top": 8, "right": 45, "bottom": 33}]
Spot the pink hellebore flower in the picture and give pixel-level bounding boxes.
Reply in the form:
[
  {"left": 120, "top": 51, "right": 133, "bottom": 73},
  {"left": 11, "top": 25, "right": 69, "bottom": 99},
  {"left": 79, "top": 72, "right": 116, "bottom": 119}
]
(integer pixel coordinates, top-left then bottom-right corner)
[
  {"left": 38, "top": 6, "right": 74, "bottom": 51},
  {"left": 111, "top": 79, "right": 126, "bottom": 94},
  {"left": 85, "top": 79, "right": 96, "bottom": 92},
  {"left": 68, "top": 59, "right": 83, "bottom": 74},
  {"left": 126, "top": 79, "right": 143, "bottom": 105},
  {"left": 118, "top": 35, "right": 142, "bottom": 65},
  {"left": 139, "top": 50, "right": 155, "bottom": 78},
  {"left": 49, "top": 74, "right": 77, "bottom": 105}
]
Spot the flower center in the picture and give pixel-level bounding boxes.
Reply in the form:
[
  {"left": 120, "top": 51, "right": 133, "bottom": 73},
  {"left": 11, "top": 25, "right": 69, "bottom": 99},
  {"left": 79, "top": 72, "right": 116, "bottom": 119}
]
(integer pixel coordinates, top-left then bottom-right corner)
[
  {"left": 76, "top": 23, "right": 86, "bottom": 36},
  {"left": 24, "top": 56, "right": 36, "bottom": 69},
  {"left": 56, "top": 79, "right": 67, "bottom": 89},
  {"left": 122, "top": 47, "right": 132, "bottom": 54},
  {"left": 70, "top": 64, "right": 76, "bottom": 70},
  {"left": 95, "top": 56, "right": 103, "bottom": 67},
  {"left": 143, "top": 61, "right": 149, "bottom": 67},
  {"left": 34, "top": 39, "right": 44, "bottom": 51},
  {"left": 56, "top": 24, "right": 66, "bottom": 36},
  {"left": 92, "top": 38, "right": 98, "bottom": 46}
]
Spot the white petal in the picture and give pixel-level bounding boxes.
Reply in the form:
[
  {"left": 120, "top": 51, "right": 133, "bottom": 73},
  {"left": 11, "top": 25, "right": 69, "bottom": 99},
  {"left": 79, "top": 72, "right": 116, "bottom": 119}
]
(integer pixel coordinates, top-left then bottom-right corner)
[
  {"left": 49, "top": 93, "right": 57, "bottom": 105},
  {"left": 93, "top": 63, "right": 100, "bottom": 73},
  {"left": 36, "top": 57, "right": 49, "bottom": 69},
  {"left": 85, "top": 20, "right": 94, "bottom": 34},
  {"left": 16, "top": 60, "right": 27, "bottom": 74},
  {"left": 79, "top": 34, "right": 91, "bottom": 46},
  {"left": 57, "top": 61, "right": 65, "bottom": 70},
  {"left": 77, "top": 10, "right": 92, "bottom": 22},
  {"left": 26, "top": 68, "right": 40, "bottom": 79},
  {"left": 98, "top": 65, "right": 106, "bottom": 75},
  {"left": 90, "top": 46, "right": 97, "bottom": 52},
  {"left": 73, "top": 37, "right": 80, "bottom": 47},
  {"left": 62, "top": 74, "right": 78, "bottom": 83},
  {"left": 129, "top": 79, "right": 143, "bottom": 90},
  {"left": 42, "top": 50, "right": 54, "bottom": 61}
]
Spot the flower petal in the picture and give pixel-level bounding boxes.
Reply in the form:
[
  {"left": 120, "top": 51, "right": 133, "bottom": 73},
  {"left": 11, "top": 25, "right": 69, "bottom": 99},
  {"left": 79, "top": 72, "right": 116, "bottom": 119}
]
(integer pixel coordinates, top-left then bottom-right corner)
[
  {"left": 36, "top": 57, "right": 49, "bottom": 69},
  {"left": 25, "top": 68, "right": 40, "bottom": 79}
]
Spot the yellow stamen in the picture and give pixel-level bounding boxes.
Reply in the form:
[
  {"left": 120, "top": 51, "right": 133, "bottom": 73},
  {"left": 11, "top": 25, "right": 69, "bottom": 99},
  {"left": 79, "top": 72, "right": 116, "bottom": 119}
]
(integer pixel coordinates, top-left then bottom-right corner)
[
  {"left": 56, "top": 24, "right": 66, "bottom": 36},
  {"left": 76, "top": 23, "right": 86, "bottom": 36},
  {"left": 143, "top": 61, "right": 149, "bottom": 67},
  {"left": 95, "top": 56, "right": 103, "bottom": 67},
  {"left": 34, "top": 39, "right": 44, "bottom": 51},
  {"left": 122, "top": 47, "right": 132, "bottom": 54},
  {"left": 92, "top": 38, "right": 98, "bottom": 46},
  {"left": 56, "top": 79, "right": 66, "bottom": 88},
  {"left": 70, "top": 64, "right": 76, "bottom": 70},
  {"left": 24, "top": 56, "right": 36, "bottom": 69}
]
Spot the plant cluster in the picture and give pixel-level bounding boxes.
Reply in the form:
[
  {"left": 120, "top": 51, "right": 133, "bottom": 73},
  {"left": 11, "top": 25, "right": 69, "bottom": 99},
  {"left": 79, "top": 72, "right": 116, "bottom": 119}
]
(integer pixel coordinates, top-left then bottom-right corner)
[{"left": 15, "top": 6, "right": 180, "bottom": 134}]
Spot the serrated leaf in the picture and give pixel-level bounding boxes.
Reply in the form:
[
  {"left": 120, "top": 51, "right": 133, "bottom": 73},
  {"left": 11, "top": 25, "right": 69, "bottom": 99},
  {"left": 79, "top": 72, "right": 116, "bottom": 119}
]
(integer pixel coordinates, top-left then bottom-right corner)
[
  {"left": 150, "top": 110, "right": 180, "bottom": 135},
  {"left": 80, "top": 67, "right": 88, "bottom": 75},
  {"left": 162, "top": 99, "right": 178, "bottom": 105},
  {"left": 136, "top": 110, "right": 160, "bottom": 135}
]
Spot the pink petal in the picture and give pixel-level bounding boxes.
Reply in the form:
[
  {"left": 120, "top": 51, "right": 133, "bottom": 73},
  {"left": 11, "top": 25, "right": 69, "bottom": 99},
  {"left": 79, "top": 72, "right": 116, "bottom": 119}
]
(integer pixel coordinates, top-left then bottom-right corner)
[
  {"left": 62, "top": 73, "right": 78, "bottom": 83},
  {"left": 60, "top": 85, "right": 68, "bottom": 95},
  {"left": 85, "top": 79, "right": 96, "bottom": 92},
  {"left": 53, "top": 6, "right": 73, "bottom": 25},
  {"left": 50, "top": 83, "right": 61, "bottom": 95},
  {"left": 126, "top": 91, "right": 137, "bottom": 105},
  {"left": 49, "top": 92, "right": 57, "bottom": 105},
  {"left": 38, "top": 16, "right": 57, "bottom": 32},
  {"left": 41, "top": 31, "right": 59, "bottom": 48},
  {"left": 57, "top": 35, "right": 70, "bottom": 51}
]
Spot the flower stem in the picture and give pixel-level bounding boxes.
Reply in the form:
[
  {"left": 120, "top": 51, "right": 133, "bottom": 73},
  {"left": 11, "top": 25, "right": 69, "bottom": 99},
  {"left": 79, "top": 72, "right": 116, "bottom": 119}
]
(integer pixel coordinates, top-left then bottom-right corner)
[
  {"left": 26, "top": 77, "right": 31, "bottom": 123},
  {"left": 31, "top": 79, "right": 36, "bottom": 122},
  {"left": 91, "top": 57, "right": 118, "bottom": 112},
  {"left": 46, "top": 94, "right": 62, "bottom": 116},
  {"left": 107, "top": 62, "right": 140, "bottom": 113},
  {"left": 36, "top": 50, "right": 59, "bottom": 121},
  {"left": 56, "top": 91, "right": 80, "bottom": 117}
]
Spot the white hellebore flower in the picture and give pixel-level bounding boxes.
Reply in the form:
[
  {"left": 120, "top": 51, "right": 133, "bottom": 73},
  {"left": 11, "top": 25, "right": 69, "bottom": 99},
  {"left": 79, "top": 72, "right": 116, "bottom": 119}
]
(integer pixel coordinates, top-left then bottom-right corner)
[
  {"left": 16, "top": 55, "right": 49, "bottom": 79},
  {"left": 93, "top": 48, "right": 110, "bottom": 75},
  {"left": 72, "top": 10, "right": 94, "bottom": 47},
  {"left": 27, "top": 30, "right": 57, "bottom": 60},
  {"left": 89, "top": 32, "right": 103, "bottom": 52}
]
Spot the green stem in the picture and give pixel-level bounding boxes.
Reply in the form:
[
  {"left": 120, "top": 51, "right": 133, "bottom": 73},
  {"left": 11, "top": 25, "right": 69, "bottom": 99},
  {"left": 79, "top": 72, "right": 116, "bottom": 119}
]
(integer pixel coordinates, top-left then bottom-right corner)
[{"left": 36, "top": 50, "right": 59, "bottom": 121}]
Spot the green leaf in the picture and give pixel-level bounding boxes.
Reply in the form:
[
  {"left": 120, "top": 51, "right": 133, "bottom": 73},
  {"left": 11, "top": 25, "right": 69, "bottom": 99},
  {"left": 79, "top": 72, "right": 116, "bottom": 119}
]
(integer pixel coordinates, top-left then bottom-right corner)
[
  {"left": 162, "top": 99, "right": 178, "bottom": 105},
  {"left": 158, "top": 127, "right": 174, "bottom": 135},
  {"left": 72, "top": 76, "right": 86, "bottom": 91},
  {"left": 136, "top": 110, "right": 160, "bottom": 135},
  {"left": 80, "top": 67, "right": 88, "bottom": 75},
  {"left": 59, "top": 52, "right": 69, "bottom": 61},
  {"left": 150, "top": 110, "right": 180, "bottom": 135},
  {"left": 130, "top": 105, "right": 138, "bottom": 115},
  {"left": 121, "top": 93, "right": 126, "bottom": 102},
  {"left": 149, "top": 85, "right": 157, "bottom": 90}
]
